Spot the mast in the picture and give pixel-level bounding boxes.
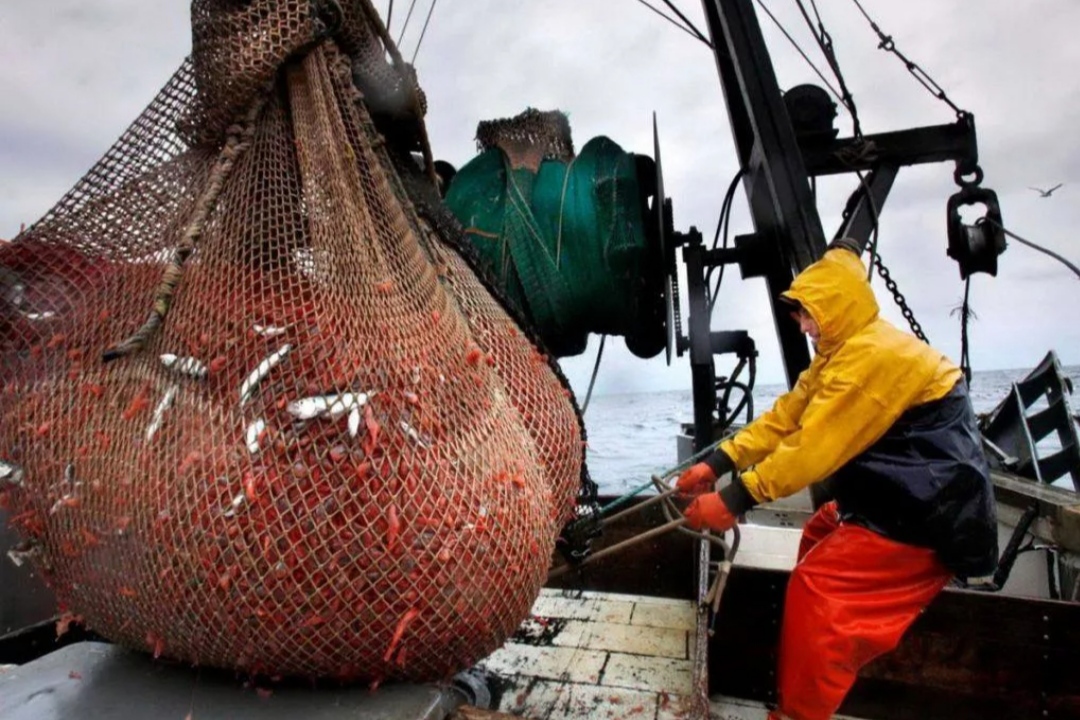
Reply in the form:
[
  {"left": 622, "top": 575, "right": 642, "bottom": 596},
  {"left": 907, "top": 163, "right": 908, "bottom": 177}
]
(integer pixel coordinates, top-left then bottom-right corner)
[{"left": 685, "top": 0, "right": 979, "bottom": 460}]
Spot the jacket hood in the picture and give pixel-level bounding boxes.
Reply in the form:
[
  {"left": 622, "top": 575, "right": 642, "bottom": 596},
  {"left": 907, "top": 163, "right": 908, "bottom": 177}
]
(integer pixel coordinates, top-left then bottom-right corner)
[{"left": 782, "top": 248, "right": 879, "bottom": 355}]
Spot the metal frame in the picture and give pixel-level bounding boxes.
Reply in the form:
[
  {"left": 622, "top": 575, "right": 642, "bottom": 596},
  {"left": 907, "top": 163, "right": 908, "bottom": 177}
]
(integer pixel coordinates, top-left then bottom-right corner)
[
  {"left": 701, "top": 0, "right": 824, "bottom": 397},
  {"left": 686, "top": 0, "right": 980, "bottom": 458},
  {"left": 800, "top": 118, "right": 978, "bottom": 177}
]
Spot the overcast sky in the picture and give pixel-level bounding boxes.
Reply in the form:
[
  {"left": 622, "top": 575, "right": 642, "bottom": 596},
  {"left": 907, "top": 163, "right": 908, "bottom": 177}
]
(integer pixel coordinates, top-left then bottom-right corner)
[{"left": 2, "top": 1, "right": 1078, "bottom": 397}]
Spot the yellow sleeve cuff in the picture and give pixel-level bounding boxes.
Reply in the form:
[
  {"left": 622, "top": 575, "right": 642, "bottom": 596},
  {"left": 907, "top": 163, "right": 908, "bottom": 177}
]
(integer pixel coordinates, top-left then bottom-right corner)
[{"left": 738, "top": 469, "right": 770, "bottom": 504}]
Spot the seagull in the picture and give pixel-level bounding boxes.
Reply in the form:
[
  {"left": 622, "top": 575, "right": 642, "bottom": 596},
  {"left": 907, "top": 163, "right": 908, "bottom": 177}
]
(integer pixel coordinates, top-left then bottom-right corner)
[{"left": 1029, "top": 183, "right": 1063, "bottom": 198}]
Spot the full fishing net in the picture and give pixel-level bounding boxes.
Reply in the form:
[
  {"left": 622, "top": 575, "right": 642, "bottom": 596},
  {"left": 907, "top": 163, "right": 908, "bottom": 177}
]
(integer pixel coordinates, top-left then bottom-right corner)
[{"left": 0, "top": 0, "right": 592, "bottom": 682}]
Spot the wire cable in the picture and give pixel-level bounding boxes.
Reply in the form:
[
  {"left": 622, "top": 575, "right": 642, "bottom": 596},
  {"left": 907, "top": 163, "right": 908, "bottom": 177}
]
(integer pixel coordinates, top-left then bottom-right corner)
[
  {"left": 632, "top": 0, "right": 713, "bottom": 47},
  {"left": 789, "top": 0, "right": 884, "bottom": 277},
  {"left": 657, "top": 0, "right": 713, "bottom": 46},
  {"left": 988, "top": 221, "right": 1080, "bottom": 280},
  {"left": 854, "top": 169, "right": 880, "bottom": 282},
  {"left": 707, "top": 169, "right": 745, "bottom": 315},
  {"left": 580, "top": 335, "right": 607, "bottom": 415},
  {"left": 395, "top": 0, "right": 419, "bottom": 46},
  {"left": 752, "top": 0, "right": 844, "bottom": 104},
  {"left": 385, "top": 0, "right": 394, "bottom": 33},
  {"left": 793, "top": 0, "right": 862, "bottom": 137},
  {"left": 848, "top": 0, "right": 968, "bottom": 118},
  {"left": 410, "top": 0, "right": 439, "bottom": 64}
]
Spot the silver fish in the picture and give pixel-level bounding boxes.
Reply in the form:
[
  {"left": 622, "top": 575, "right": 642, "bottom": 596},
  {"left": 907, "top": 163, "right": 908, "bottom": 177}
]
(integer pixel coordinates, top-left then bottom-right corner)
[
  {"left": 253, "top": 323, "right": 289, "bottom": 338},
  {"left": 348, "top": 406, "right": 361, "bottom": 437},
  {"left": 146, "top": 384, "right": 179, "bottom": 441},
  {"left": 7, "top": 543, "right": 40, "bottom": 568},
  {"left": 0, "top": 461, "right": 24, "bottom": 488},
  {"left": 223, "top": 492, "right": 247, "bottom": 518},
  {"left": 8, "top": 282, "right": 25, "bottom": 307},
  {"left": 64, "top": 463, "right": 76, "bottom": 486},
  {"left": 399, "top": 420, "right": 431, "bottom": 449},
  {"left": 286, "top": 391, "right": 371, "bottom": 420},
  {"left": 49, "top": 493, "right": 77, "bottom": 516},
  {"left": 160, "top": 354, "right": 208, "bottom": 379},
  {"left": 245, "top": 418, "right": 266, "bottom": 455},
  {"left": 239, "top": 344, "right": 292, "bottom": 406},
  {"left": 23, "top": 310, "right": 56, "bottom": 321}
]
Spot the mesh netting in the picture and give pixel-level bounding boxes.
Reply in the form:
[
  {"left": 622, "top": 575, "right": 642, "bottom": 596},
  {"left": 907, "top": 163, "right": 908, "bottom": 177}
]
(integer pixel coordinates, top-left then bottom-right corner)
[
  {"left": 476, "top": 108, "right": 575, "bottom": 170},
  {"left": 0, "top": 0, "right": 587, "bottom": 682},
  {"left": 446, "top": 110, "right": 664, "bottom": 358}
]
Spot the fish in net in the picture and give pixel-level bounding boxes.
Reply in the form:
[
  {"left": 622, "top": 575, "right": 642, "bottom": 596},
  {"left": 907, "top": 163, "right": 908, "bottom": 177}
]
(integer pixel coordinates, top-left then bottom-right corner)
[{"left": 0, "top": 0, "right": 593, "bottom": 682}]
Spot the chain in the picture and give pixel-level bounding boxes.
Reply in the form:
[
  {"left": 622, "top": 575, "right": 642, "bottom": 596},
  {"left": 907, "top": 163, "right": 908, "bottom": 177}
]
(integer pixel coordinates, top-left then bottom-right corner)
[
  {"left": 849, "top": 0, "right": 969, "bottom": 119},
  {"left": 673, "top": 273, "right": 682, "bottom": 351},
  {"left": 794, "top": 0, "right": 863, "bottom": 137},
  {"left": 871, "top": 251, "right": 928, "bottom": 343}
]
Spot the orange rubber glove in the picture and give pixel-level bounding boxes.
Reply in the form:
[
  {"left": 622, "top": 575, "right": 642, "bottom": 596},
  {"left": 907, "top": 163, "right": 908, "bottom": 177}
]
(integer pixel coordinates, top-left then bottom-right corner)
[
  {"left": 684, "top": 492, "right": 738, "bottom": 533},
  {"left": 675, "top": 449, "right": 735, "bottom": 495},
  {"left": 676, "top": 463, "right": 717, "bottom": 495}
]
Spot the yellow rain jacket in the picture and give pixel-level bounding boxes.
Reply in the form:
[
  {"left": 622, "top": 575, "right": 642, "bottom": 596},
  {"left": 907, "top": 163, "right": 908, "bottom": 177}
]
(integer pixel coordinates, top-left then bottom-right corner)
[{"left": 719, "top": 248, "right": 961, "bottom": 505}]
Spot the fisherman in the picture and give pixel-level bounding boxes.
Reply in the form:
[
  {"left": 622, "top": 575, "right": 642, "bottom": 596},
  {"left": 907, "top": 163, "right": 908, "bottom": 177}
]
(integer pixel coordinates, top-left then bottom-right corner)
[{"left": 676, "top": 238, "right": 998, "bottom": 720}]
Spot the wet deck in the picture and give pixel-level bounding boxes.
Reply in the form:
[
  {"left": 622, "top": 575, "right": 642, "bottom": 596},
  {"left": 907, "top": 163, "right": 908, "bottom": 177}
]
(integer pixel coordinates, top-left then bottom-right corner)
[{"left": 478, "top": 588, "right": 699, "bottom": 719}]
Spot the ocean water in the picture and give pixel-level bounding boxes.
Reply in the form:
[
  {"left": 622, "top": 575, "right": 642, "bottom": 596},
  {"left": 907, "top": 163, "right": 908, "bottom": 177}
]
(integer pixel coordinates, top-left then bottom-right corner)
[{"left": 581, "top": 366, "right": 1080, "bottom": 496}]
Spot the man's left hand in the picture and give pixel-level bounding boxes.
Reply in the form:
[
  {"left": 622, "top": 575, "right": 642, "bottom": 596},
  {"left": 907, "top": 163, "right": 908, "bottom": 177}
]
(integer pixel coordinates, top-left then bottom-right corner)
[{"left": 684, "top": 492, "right": 738, "bottom": 533}]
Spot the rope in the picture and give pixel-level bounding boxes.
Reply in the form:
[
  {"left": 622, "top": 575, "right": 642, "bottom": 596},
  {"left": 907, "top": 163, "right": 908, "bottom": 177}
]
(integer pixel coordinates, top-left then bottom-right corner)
[
  {"left": 849, "top": 0, "right": 969, "bottom": 118},
  {"left": 958, "top": 277, "right": 973, "bottom": 384},
  {"left": 989, "top": 221, "right": 1080, "bottom": 280},
  {"left": 410, "top": 0, "right": 439, "bottom": 65},
  {"left": 716, "top": 355, "right": 756, "bottom": 432},
  {"left": 779, "top": 0, "right": 936, "bottom": 342},
  {"left": 356, "top": 0, "right": 438, "bottom": 185},
  {"left": 793, "top": 0, "right": 863, "bottom": 138},
  {"left": 395, "top": 0, "right": 419, "bottom": 45},
  {"left": 580, "top": 335, "right": 606, "bottom": 415},
  {"left": 385, "top": 0, "right": 394, "bottom": 32},
  {"left": 854, "top": 169, "right": 880, "bottom": 282},
  {"left": 657, "top": 0, "right": 713, "bottom": 47},
  {"left": 591, "top": 435, "right": 734, "bottom": 520},
  {"left": 102, "top": 93, "right": 267, "bottom": 363},
  {"left": 791, "top": 0, "right": 984, "bottom": 358},
  {"left": 549, "top": 452, "right": 742, "bottom": 579},
  {"left": 631, "top": 0, "right": 713, "bottom": 48},
  {"left": 753, "top": 0, "right": 844, "bottom": 105},
  {"left": 707, "top": 168, "right": 745, "bottom": 315}
]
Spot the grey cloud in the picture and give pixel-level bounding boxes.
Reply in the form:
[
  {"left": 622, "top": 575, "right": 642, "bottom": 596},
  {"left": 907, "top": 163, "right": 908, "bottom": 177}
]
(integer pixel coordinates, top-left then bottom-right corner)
[{"left": 1, "top": 0, "right": 1078, "bottom": 395}]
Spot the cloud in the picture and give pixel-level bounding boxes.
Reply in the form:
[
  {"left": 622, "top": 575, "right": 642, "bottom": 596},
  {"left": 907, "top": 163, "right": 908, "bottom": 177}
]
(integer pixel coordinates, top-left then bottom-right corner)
[{"left": 2, "top": 0, "right": 1077, "bottom": 397}]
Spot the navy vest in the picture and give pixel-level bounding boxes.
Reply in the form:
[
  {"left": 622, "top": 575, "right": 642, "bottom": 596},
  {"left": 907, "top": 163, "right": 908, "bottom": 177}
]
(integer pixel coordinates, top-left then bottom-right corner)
[{"left": 830, "top": 381, "right": 999, "bottom": 578}]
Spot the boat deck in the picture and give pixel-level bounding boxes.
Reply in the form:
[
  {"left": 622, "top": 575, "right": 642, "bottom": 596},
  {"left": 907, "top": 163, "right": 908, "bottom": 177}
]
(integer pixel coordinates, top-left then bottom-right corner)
[{"left": 478, "top": 588, "right": 699, "bottom": 719}]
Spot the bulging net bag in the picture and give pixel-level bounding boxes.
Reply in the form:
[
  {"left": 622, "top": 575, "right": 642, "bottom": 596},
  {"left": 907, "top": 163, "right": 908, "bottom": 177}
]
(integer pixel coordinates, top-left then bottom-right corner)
[{"left": 0, "top": 0, "right": 589, "bottom": 682}]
